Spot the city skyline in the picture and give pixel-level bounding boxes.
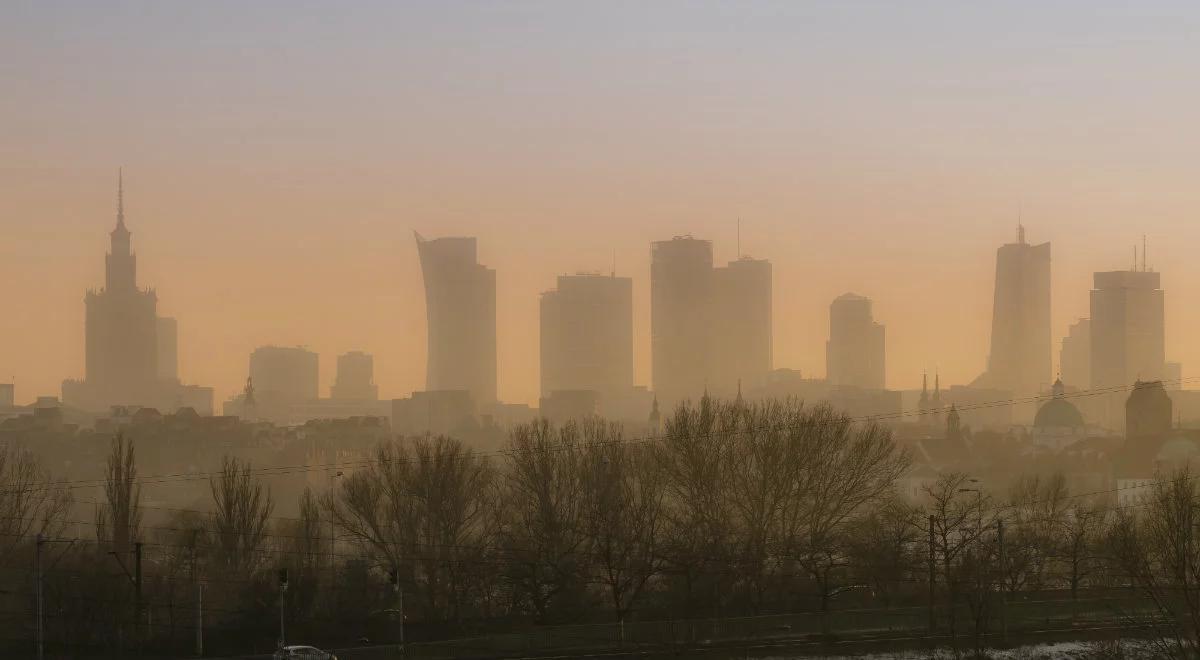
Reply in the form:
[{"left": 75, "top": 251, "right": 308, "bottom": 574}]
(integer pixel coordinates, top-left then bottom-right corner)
[
  {"left": 4, "top": 189, "right": 1185, "bottom": 413},
  {"left": 5, "top": 3, "right": 1200, "bottom": 407}
]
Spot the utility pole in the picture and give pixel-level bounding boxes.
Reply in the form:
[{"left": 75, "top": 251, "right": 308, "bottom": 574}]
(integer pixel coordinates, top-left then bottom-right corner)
[
  {"left": 390, "top": 566, "right": 405, "bottom": 654},
  {"left": 190, "top": 532, "right": 202, "bottom": 657},
  {"left": 36, "top": 533, "right": 44, "bottom": 660},
  {"left": 134, "top": 541, "right": 144, "bottom": 650},
  {"left": 279, "top": 568, "right": 289, "bottom": 649},
  {"left": 997, "top": 518, "right": 1007, "bottom": 644},
  {"left": 927, "top": 514, "right": 935, "bottom": 633},
  {"left": 196, "top": 583, "right": 204, "bottom": 657}
]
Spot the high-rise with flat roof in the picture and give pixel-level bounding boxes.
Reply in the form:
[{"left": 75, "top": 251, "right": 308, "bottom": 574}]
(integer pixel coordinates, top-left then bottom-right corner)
[
  {"left": 826, "top": 293, "right": 885, "bottom": 390},
  {"left": 1090, "top": 269, "right": 1164, "bottom": 389},
  {"left": 651, "top": 236, "right": 714, "bottom": 405},
  {"left": 415, "top": 233, "right": 497, "bottom": 404},
  {"left": 712, "top": 257, "right": 772, "bottom": 396},
  {"left": 1089, "top": 266, "right": 1164, "bottom": 430},
  {"left": 540, "top": 274, "right": 633, "bottom": 397},
  {"left": 249, "top": 346, "right": 319, "bottom": 404},
  {"left": 331, "top": 351, "right": 378, "bottom": 401},
  {"left": 975, "top": 226, "right": 1051, "bottom": 398}
]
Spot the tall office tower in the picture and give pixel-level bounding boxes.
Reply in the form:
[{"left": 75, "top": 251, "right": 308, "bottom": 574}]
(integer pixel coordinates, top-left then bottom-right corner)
[
  {"left": 712, "top": 257, "right": 773, "bottom": 395},
  {"left": 1090, "top": 269, "right": 1165, "bottom": 390},
  {"left": 826, "top": 293, "right": 885, "bottom": 390},
  {"left": 156, "top": 316, "right": 179, "bottom": 382},
  {"left": 82, "top": 172, "right": 160, "bottom": 405},
  {"left": 651, "top": 236, "right": 714, "bottom": 405},
  {"left": 249, "top": 346, "right": 319, "bottom": 404},
  {"left": 331, "top": 350, "right": 378, "bottom": 401},
  {"left": 540, "top": 273, "right": 633, "bottom": 397},
  {"left": 975, "top": 226, "right": 1051, "bottom": 398},
  {"left": 415, "top": 233, "right": 497, "bottom": 404},
  {"left": 1059, "top": 319, "right": 1090, "bottom": 391}
]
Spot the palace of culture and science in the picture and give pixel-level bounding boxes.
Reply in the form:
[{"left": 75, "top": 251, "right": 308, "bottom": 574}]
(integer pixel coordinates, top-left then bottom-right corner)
[{"left": 61, "top": 173, "right": 213, "bottom": 414}]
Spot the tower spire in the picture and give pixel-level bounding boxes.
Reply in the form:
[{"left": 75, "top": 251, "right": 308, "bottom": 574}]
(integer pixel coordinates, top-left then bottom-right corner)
[{"left": 117, "top": 167, "right": 126, "bottom": 230}]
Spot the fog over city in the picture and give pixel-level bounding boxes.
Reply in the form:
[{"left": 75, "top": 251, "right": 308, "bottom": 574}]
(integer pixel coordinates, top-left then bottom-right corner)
[{"left": 4, "top": 3, "right": 1200, "bottom": 659}]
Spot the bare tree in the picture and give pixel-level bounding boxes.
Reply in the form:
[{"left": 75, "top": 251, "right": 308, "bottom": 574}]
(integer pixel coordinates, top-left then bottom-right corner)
[
  {"left": 0, "top": 446, "right": 71, "bottom": 566},
  {"left": 209, "top": 455, "right": 274, "bottom": 576},
  {"left": 1003, "top": 473, "right": 1069, "bottom": 592},
  {"left": 656, "top": 395, "right": 739, "bottom": 618},
  {"left": 923, "top": 472, "right": 995, "bottom": 645},
  {"left": 847, "top": 496, "right": 921, "bottom": 609},
  {"left": 1061, "top": 498, "right": 1108, "bottom": 608},
  {"left": 580, "top": 419, "right": 664, "bottom": 625},
  {"left": 96, "top": 432, "right": 142, "bottom": 554},
  {"left": 499, "top": 419, "right": 590, "bottom": 621},
  {"left": 1106, "top": 468, "right": 1200, "bottom": 658},
  {"left": 777, "top": 405, "right": 911, "bottom": 624},
  {"left": 326, "top": 436, "right": 497, "bottom": 624}
]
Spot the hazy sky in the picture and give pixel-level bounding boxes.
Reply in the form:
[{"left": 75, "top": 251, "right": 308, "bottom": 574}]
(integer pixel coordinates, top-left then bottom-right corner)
[{"left": 4, "top": 2, "right": 1200, "bottom": 407}]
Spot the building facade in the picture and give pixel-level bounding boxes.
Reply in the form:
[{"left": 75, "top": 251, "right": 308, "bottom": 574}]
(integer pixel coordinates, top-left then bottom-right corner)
[
  {"left": 826, "top": 293, "right": 885, "bottom": 390},
  {"left": 249, "top": 346, "right": 319, "bottom": 404},
  {"left": 415, "top": 233, "right": 497, "bottom": 405},
  {"left": 651, "top": 236, "right": 715, "bottom": 405},
  {"left": 976, "top": 226, "right": 1051, "bottom": 399},
  {"left": 711, "top": 257, "right": 773, "bottom": 396},
  {"left": 331, "top": 351, "right": 378, "bottom": 401},
  {"left": 539, "top": 273, "right": 633, "bottom": 397}
]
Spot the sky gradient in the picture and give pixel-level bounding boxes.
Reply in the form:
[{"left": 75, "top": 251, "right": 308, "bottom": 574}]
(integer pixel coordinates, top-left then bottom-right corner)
[{"left": 3, "top": 1, "right": 1200, "bottom": 407}]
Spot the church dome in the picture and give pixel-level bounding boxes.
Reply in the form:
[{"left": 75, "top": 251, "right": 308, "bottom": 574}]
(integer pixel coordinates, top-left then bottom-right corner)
[{"left": 1034, "top": 397, "right": 1085, "bottom": 429}]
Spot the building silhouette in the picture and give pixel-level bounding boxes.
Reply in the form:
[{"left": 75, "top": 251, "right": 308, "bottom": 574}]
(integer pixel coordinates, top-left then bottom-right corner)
[
  {"left": 249, "top": 346, "right": 319, "bottom": 404},
  {"left": 62, "top": 173, "right": 212, "bottom": 414},
  {"left": 540, "top": 273, "right": 633, "bottom": 398},
  {"left": 651, "top": 236, "right": 773, "bottom": 404},
  {"left": 974, "top": 226, "right": 1051, "bottom": 399},
  {"left": 1088, "top": 261, "right": 1165, "bottom": 430},
  {"left": 711, "top": 257, "right": 773, "bottom": 396},
  {"left": 414, "top": 233, "right": 497, "bottom": 405},
  {"left": 1090, "top": 269, "right": 1165, "bottom": 390},
  {"left": 826, "top": 293, "right": 885, "bottom": 390},
  {"left": 331, "top": 351, "right": 378, "bottom": 401},
  {"left": 1059, "top": 318, "right": 1091, "bottom": 391},
  {"left": 651, "top": 236, "right": 715, "bottom": 405},
  {"left": 1126, "top": 380, "right": 1172, "bottom": 443}
]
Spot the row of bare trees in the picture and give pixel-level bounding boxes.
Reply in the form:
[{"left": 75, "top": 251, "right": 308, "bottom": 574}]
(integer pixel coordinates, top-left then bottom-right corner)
[
  {"left": 323, "top": 396, "right": 910, "bottom": 629},
  {"left": 11, "top": 398, "right": 1200, "bottom": 656}
]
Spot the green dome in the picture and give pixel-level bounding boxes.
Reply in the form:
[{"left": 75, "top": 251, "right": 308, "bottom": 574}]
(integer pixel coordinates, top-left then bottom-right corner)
[{"left": 1034, "top": 398, "right": 1085, "bottom": 429}]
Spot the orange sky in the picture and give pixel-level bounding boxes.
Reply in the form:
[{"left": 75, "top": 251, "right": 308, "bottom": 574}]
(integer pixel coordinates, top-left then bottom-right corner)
[{"left": 3, "top": 3, "right": 1200, "bottom": 408}]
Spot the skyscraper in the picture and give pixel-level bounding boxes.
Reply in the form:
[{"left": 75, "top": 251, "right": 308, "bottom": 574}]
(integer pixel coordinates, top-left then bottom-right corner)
[
  {"left": 249, "top": 346, "right": 319, "bottom": 404},
  {"left": 712, "top": 257, "right": 773, "bottom": 395},
  {"left": 1090, "top": 269, "right": 1164, "bottom": 390},
  {"left": 975, "top": 226, "right": 1051, "bottom": 398},
  {"left": 78, "top": 172, "right": 160, "bottom": 406},
  {"left": 651, "top": 236, "right": 714, "bottom": 405},
  {"left": 826, "top": 293, "right": 885, "bottom": 390},
  {"left": 415, "top": 233, "right": 497, "bottom": 404},
  {"left": 331, "top": 350, "right": 378, "bottom": 401},
  {"left": 61, "top": 173, "right": 214, "bottom": 415},
  {"left": 1059, "top": 318, "right": 1090, "bottom": 391},
  {"left": 1087, "top": 263, "right": 1164, "bottom": 431},
  {"left": 540, "top": 273, "right": 633, "bottom": 397}
]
